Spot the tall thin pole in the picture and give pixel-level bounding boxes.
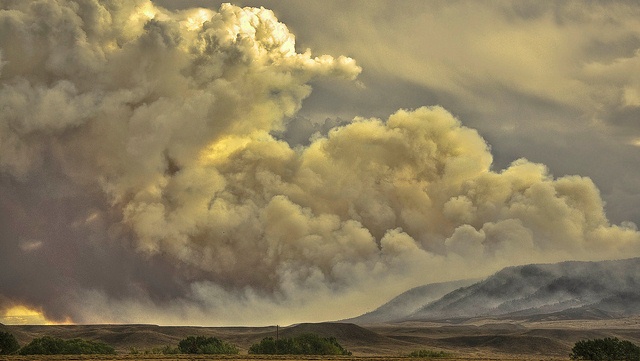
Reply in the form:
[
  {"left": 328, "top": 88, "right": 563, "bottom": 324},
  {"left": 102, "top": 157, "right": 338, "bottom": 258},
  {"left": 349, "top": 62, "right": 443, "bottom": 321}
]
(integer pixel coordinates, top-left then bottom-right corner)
[{"left": 275, "top": 325, "right": 279, "bottom": 354}]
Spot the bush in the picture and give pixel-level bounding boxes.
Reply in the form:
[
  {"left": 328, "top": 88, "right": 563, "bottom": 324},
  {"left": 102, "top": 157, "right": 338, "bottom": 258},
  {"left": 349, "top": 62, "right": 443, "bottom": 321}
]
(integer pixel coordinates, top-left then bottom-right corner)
[
  {"left": 0, "top": 331, "right": 20, "bottom": 355},
  {"left": 409, "top": 349, "right": 452, "bottom": 358},
  {"left": 19, "top": 336, "right": 115, "bottom": 355},
  {"left": 130, "top": 345, "right": 179, "bottom": 355},
  {"left": 249, "top": 333, "right": 351, "bottom": 355},
  {"left": 158, "top": 345, "right": 180, "bottom": 354},
  {"left": 570, "top": 337, "right": 640, "bottom": 361},
  {"left": 177, "top": 335, "right": 239, "bottom": 354}
]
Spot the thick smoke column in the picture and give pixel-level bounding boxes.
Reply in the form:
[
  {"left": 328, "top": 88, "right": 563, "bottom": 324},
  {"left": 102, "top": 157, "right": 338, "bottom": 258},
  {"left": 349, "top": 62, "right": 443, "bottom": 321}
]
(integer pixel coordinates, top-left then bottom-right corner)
[{"left": 1, "top": 0, "right": 639, "bottom": 325}]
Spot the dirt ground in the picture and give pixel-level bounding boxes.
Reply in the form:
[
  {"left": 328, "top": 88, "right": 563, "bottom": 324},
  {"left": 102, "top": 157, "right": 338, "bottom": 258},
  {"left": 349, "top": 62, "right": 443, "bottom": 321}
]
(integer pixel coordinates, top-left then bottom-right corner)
[{"left": 0, "top": 356, "right": 570, "bottom": 361}]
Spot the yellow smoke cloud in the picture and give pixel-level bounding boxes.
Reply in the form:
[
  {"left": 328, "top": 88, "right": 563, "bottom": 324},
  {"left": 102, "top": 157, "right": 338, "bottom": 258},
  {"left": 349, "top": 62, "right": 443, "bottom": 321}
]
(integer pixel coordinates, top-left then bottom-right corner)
[
  {"left": 0, "top": 0, "right": 638, "bottom": 325},
  {"left": 1, "top": 305, "right": 71, "bottom": 325}
]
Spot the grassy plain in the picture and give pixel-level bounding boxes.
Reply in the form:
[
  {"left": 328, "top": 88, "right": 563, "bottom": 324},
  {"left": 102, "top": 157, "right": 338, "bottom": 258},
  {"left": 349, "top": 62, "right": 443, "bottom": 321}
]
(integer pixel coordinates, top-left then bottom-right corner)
[
  {"left": 3, "top": 317, "right": 640, "bottom": 361},
  {"left": 0, "top": 356, "right": 569, "bottom": 361}
]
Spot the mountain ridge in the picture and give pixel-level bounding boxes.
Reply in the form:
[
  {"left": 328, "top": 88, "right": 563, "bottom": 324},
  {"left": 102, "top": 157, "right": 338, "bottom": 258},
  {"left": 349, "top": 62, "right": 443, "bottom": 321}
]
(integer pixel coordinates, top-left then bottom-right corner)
[{"left": 349, "top": 257, "right": 640, "bottom": 324}]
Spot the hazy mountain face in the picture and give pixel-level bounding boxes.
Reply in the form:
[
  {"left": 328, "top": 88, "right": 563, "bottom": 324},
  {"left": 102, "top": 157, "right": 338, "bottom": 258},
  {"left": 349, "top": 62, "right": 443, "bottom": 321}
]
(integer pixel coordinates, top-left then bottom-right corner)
[
  {"left": 398, "top": 258, "right": 640, "bottom": 319},
  {"left": 1, "top": 0, "right": 640, "bottom": 325},
  {"left": 347, "top": 279, "right": 478, "bottom": 324}
]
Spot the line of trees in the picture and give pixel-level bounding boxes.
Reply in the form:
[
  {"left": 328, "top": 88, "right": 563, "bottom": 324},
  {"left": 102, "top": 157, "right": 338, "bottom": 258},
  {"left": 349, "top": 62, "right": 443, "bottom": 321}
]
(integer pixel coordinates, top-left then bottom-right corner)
[
  {"left": 0, "top": 331, "right": 241, "bottom": 356},
  {"left": 248, "top": 333, "right": 351, "bottom": 355},
  {"left": 1, "top": 330, "right": 350, "bottom": 356},
  {"left": 0, "top": 332, "right": 115, "bottom": 355},
  {"left": 18, "top": 336, "right": 116, "bottom": 355},
  {"left": 571, "top": 337, "right": 640, "bottom": 361},
  {"left": 177, "top": 335, "right": 239, "bottom": 354}
]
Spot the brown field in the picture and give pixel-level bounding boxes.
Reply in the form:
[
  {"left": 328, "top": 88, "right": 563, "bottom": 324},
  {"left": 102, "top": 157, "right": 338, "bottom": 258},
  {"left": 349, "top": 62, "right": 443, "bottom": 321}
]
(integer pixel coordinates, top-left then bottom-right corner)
[
  {"left": 3, "top": 316, "right": 640, "bottom": 361},
  {"left": 0, "top": 356, "right": 568, "bottom": 361}
]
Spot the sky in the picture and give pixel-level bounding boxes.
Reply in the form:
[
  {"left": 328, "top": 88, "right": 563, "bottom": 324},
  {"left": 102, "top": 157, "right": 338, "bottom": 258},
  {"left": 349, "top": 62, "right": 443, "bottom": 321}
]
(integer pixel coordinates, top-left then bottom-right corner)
[{"left": 1, "top": 0, "right": 640, "bottom": 326}]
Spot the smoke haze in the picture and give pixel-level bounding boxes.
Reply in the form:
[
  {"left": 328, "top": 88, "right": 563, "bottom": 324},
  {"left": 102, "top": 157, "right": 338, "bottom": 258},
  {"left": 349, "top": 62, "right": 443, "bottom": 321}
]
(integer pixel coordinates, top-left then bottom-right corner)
[{"left": 1, "top": 0, "right": 639, "bottom": 325}]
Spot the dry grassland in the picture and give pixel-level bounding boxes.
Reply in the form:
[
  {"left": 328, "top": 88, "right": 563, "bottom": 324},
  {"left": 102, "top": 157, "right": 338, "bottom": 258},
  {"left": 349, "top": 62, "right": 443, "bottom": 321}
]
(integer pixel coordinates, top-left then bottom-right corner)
[
  {"left": 7, "top": 318, "right": 639, "bottom": 361},
  {"left": 0, "top": 356, "right": 570, "bottom": 361}
]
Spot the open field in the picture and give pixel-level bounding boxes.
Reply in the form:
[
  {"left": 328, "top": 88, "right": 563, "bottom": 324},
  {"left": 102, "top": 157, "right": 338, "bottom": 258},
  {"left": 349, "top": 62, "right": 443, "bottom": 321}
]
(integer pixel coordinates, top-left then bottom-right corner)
[
  {"left": 4, "top": 317, "right": 640, "bottom": 360},
  {"left": 0, "top": 356, "right": 569, "bottom": 361}
]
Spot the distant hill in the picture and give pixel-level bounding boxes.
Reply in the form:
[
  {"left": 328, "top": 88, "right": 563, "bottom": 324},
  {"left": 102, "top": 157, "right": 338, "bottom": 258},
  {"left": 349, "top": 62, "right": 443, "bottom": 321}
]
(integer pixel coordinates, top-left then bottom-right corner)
[
  {"left": 3, "top": 322, "right": 410, "bottom": 355},
  {"left": 350, "top": 258, "right": 640, "bottom": 323},
  {"left": 278, "top": 322, "right": 408, "bottom": 352},
  {"left": 346, "top": 279, "right": 477, "bottom": 324}
]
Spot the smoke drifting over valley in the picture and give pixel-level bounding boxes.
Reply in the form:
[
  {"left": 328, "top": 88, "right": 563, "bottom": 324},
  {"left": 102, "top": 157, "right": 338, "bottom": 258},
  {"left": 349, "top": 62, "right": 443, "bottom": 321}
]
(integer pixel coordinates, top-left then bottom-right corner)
[{"left": 1, "top": 0, "right": 639, "bottom": 325}]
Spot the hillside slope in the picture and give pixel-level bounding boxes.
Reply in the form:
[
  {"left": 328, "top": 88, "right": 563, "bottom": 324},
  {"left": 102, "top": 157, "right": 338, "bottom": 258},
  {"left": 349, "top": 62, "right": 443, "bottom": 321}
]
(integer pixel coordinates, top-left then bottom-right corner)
[
  {"left": 4, "top": 318, "right": 640, "bottom": 357},
  {"left": 346, "top": 279, "right": 477, "bottom": 324},
  {"left": 2, "top": 322, "right": 409, "bottom": 356},
  {"left": 350, "top": 258, "right": 640, "bottom": 323}
]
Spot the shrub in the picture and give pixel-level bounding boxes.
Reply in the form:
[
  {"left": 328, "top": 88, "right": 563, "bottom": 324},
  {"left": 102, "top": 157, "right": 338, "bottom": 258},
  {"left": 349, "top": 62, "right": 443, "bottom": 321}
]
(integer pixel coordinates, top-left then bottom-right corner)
[
  {"left": 19, "top": 336, "right": 115, "bottom": 355},
  {"left": 570, "top": 337, "right": 640, "bottom": 361},
  {"left": 177, "top": 335, "right": 239, "bottom": 354},
  {"left": 0, "top": 331, "right": 20, "bottom": 355},
  {"left": 249, "top": 333, "right": 351, "bottom": 355},
  {"left": 159, "top": 345, "right": 180, "bottom": 354},
  {"left": 130, "top": 345, "right": 179, "bottom": 355},
  {"left": 409, "top": 349, "right": 452, "bottom": 358}
]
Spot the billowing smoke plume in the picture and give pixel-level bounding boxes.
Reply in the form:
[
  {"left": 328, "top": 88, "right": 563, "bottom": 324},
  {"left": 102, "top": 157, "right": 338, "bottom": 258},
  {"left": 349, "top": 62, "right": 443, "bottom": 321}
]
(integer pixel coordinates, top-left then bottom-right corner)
[{"left": 1, "top": 0, "right": 639, "bottom": 325}]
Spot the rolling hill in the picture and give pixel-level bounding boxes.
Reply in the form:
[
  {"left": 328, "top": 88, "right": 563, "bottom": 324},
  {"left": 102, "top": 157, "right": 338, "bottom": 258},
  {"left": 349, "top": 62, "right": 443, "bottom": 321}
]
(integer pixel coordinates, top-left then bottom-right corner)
[
  {"left": 2, "top": 322, "right": 411, "bottom": 356},
  {"left": 350, "top": 257, "right": 640, "bottom": 323},
  {"left": 346, "top": 279, "right": 478, "bottom": 324}
]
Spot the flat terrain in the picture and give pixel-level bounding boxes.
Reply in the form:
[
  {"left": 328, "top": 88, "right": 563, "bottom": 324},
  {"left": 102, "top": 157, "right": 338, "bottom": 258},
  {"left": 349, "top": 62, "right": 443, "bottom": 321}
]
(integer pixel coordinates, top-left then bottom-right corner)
[
  {"left": 0, "top": 355, "right": 568, "bottom": 361},
  {"left": 3, "top": 317, "right": 640, "bottom": 360}
]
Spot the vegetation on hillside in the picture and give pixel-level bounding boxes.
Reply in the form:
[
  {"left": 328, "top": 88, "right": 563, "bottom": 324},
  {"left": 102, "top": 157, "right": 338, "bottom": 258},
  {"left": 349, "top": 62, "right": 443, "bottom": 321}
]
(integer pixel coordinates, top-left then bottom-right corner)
[
  {"left": 409, "top": 349, "right": 452, "bottom": 358},
  {"left": 19, "top": 336, "right": 115, "bottom": 355},
  {"left": 570, "top": 337, "right": 640, "bottom": 361},
  {"left": 249, "top": 333, "right": 351, "bottom": 355},
  {"left": 0, "top": 331, "right": 20, "bottom": 355},
  {"left": 129, "top": 345, "right": 179, "bottom": 355},
  {"left": 177, "top": 335, "right": 239, "bottom": 354}
]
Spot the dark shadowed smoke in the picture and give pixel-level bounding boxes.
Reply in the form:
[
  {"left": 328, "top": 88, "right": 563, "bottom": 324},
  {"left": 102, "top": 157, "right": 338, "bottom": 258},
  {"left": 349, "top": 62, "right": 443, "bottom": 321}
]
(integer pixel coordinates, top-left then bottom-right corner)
[
  {"left": 0, "top": 0, "right": 363, "bottom": 323},
  {"left": 0, "top": 168, "right": 195, "bottom": 322}
]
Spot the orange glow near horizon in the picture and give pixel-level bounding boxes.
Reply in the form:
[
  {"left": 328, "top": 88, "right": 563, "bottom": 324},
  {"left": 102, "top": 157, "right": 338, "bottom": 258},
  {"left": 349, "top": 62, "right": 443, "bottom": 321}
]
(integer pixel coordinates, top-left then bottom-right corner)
[{"left": 1, "top": 305, "right": 72, "bottom": 325}]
